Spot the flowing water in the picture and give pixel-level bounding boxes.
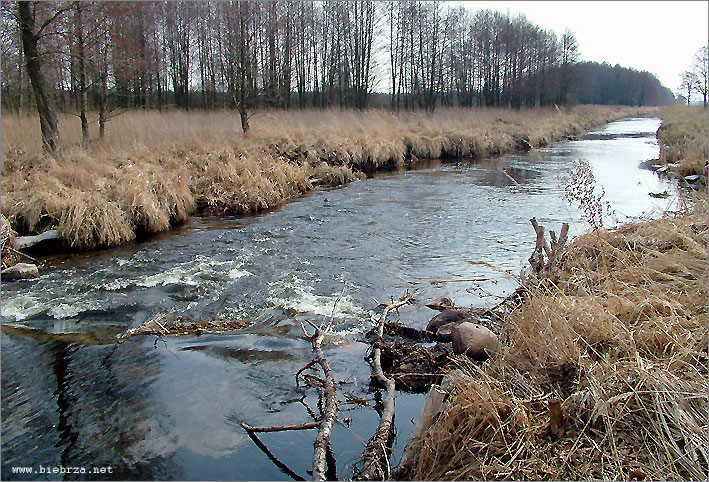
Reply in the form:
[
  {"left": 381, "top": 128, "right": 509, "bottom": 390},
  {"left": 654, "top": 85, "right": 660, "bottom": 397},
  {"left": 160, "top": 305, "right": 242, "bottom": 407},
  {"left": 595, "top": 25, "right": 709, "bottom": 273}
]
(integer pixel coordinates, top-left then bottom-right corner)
[{"left": 1, "top": 117, "right": 677, "bottom": 480}]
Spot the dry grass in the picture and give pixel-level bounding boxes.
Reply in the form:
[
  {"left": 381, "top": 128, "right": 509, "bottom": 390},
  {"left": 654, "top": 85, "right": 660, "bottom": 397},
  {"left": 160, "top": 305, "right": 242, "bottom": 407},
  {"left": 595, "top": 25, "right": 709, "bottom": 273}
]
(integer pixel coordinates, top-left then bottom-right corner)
[
  {"left": 1, "top": 214, "right": 19, "bottom": 269},
  {"left": 657, "top": 105, "right": 708, "bottom": 176},
  {"left": 2, "top": 106, "right": 651, "bottom": 249},
  {"left": 407, "top": 197, "right": 708, "bottom": 480}
]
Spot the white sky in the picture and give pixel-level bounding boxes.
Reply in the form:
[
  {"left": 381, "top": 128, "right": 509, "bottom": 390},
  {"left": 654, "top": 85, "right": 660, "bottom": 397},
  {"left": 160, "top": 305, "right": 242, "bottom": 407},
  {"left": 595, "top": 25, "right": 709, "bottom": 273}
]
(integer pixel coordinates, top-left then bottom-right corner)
[{"left": 453, "top": 1, "right": 709, "bottom": 92}]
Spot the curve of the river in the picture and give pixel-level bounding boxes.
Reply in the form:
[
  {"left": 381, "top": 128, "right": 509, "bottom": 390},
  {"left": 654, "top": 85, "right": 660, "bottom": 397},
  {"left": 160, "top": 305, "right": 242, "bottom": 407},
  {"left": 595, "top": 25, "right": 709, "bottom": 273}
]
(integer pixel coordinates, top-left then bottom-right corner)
[{"left": 1, "top": 117, "right": 677, "bottom": 480}]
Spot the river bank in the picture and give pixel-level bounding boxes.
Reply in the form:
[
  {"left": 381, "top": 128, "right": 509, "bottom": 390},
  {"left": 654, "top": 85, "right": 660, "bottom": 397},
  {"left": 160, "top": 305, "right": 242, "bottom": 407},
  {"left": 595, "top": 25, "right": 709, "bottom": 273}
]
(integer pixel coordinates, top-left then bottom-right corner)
[
  {"left": 1, "top": 105, "right": 651, "bottom": 255},
  {"left": 400, "top": 107, "right": 708, "bottom": 480}
]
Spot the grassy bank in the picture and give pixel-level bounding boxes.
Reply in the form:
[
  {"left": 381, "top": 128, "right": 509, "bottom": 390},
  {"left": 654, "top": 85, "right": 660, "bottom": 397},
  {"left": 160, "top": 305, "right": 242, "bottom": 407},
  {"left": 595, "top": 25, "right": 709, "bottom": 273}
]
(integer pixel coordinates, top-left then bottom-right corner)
[
  {"left": 404, "top": 111, "right": 708, "bottom": 480},
  {"left": 657, "top": 105, "right": 708, "bottom": 176},
  {"left": 2, "top": 105, "right": 649, "bottom": 250}
]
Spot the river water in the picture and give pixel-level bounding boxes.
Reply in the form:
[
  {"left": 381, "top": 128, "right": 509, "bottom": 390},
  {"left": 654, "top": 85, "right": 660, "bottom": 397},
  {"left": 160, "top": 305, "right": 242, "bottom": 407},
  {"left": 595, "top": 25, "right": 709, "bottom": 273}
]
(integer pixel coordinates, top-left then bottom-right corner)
[{"left": 1, "top": 117, "right": 677, "bottom": 480}]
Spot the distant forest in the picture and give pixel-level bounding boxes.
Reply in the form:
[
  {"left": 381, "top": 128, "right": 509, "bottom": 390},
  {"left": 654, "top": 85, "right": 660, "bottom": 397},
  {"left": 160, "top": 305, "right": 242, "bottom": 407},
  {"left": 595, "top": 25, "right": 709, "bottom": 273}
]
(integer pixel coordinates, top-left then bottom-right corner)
[{"left": 1, "top": 1, "right": 675, "bottom": 119}]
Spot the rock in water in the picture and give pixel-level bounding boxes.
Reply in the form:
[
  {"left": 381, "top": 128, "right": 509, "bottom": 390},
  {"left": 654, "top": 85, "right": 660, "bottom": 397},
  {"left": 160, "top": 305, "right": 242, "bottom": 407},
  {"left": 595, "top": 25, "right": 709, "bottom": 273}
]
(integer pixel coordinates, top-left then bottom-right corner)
[
  {"left": 2, "top": 262, "right": 39, "bottom": 280},
  {"left": 451, "top": 322, "right": 499, "bottom": 361},
  {"left": 426, "top": 308, "right": 473, "bottom": 334},
  {"left": 425, "top": 296, "right": 454, "bottom": 311}
]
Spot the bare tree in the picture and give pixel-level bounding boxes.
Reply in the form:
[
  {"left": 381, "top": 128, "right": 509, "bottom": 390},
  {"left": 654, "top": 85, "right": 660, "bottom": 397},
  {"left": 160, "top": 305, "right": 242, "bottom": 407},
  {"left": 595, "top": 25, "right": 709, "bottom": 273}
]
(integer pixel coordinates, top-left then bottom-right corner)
[
  {"left": 679, "top": 70, "right": 698, "bottom": 105},
  {"left": 692, "top": 46, "right": 708, "bottom": 108},
  {"left": 17, "top": 1, "right": 67, "bottom": 155}
]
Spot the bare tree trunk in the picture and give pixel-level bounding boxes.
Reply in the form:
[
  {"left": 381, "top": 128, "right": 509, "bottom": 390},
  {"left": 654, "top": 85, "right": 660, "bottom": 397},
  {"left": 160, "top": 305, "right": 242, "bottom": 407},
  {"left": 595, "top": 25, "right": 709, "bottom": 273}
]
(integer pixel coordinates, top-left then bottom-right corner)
[
  {"left": 237, "top": 2, "right": 250, "bottom": 134},
  {"left": 73, "top": 2, "right": 88, "bottom": 147},
  {"left": 18, "top": 1, "right": 60, "bottom": 155}
]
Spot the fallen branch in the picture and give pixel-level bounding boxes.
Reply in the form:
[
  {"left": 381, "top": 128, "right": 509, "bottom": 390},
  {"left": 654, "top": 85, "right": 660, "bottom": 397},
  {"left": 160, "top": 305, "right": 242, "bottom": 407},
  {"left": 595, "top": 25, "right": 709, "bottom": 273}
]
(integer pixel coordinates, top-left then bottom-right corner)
[
  {"left": 303, "top": 322, "right": 338, "bottom": 481},
  {"left": 241, "top": 422, "right": 318, "bottom": 433},
  {"left": 356, "top": 293, "right": 416, "bottom": 481},
  {"left": 409, "top": 277, "right": 488, "bottom": 285},
  {"left": 304, "top": 282, "right": 347, "bottom": 481}
]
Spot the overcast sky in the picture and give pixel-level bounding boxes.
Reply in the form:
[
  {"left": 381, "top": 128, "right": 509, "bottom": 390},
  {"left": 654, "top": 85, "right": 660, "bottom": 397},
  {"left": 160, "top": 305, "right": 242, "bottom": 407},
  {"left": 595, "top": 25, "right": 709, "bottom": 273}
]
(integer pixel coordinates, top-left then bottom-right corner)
[{"left": 453, "top": 1, "right": 708, "bottom": 92}]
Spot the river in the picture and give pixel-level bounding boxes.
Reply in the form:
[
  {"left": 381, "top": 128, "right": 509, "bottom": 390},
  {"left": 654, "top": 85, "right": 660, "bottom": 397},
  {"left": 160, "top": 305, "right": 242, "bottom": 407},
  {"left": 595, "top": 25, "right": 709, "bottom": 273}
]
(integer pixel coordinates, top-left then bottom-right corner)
[{"left": 1, "top": 117, "right": 677, "bottom": 480}]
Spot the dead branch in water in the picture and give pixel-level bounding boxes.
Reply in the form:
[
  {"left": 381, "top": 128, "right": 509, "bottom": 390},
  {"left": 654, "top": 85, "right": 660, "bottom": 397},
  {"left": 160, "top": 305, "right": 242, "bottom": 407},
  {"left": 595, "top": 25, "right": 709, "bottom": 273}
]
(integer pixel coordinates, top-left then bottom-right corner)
[
  {"left": 409, "top": 277, "right": 489, "bottom": 285},
  {"left": 356, "top": 293, "right": 416, "bottom": 481},
  {"left": 301, "top": 282, "right": 347, "bottom": 481},
  {"left": 300, "top": 319, "right": 338, "bottom": 481},
  {"left": 241, "top": 422, "right": 318, "bottom": 433}
]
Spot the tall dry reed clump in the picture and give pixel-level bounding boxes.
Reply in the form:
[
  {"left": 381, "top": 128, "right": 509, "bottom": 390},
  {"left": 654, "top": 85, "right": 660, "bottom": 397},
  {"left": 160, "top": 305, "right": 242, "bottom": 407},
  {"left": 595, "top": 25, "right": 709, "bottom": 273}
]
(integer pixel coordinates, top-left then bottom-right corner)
[
  {"left": 1, "top": 213, "right": 19, "bottom": 269},
  {"left": 657, "top": 105, "right": 708, "bottom": 176},
  {"left": 407, "top": 196, "right": 708, "bottom": 480},
  {"left": 2, "top": 106, "right": 649, "bottom": 249}
]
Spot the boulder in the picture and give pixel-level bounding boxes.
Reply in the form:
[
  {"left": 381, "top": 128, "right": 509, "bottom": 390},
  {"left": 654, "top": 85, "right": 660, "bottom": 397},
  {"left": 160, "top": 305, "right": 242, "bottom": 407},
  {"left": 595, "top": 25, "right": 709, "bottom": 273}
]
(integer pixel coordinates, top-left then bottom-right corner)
[
  {"left": 426, "top": 308, "right": 473, "bottom": 334},
  {"left": 425, "top": 296, "right": 454, "bottom": 311},
  {"left": 451, "top": 322, "right": 499, "bottom": 361},
  {"left": 2, "top": 262, "right": 39, "bottom": 280}
]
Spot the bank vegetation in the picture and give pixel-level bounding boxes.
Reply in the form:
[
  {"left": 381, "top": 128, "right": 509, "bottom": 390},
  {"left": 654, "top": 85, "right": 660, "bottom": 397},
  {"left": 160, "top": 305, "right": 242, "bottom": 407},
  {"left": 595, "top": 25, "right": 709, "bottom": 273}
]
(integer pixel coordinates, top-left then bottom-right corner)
[
  {"left": 1, "top": 105, "right": 648, "bottom": 251},
  {"left": 403, "top": 105, "right": 708, "bottom": 480}
]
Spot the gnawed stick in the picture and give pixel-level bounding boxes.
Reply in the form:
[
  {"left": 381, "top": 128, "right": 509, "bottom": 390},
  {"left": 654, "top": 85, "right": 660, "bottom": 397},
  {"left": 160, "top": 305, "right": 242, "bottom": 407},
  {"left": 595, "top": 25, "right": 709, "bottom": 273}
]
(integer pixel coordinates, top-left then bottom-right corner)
[
  {"left": 241, "top": 422, "right": 318, "bottom": 433},
  {"left": 528, "top": 217, "right": 569, "bottom": 277},
  {"left": 356, "top": 293, "right": 416, "bottom": 481}
]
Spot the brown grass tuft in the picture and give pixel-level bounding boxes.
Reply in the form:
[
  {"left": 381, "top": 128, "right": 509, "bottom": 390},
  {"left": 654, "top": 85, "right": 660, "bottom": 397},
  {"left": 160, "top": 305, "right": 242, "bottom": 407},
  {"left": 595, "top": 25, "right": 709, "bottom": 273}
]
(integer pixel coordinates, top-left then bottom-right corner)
[{"left": 657, "top": 105, "right": 708, "bottom": 176}]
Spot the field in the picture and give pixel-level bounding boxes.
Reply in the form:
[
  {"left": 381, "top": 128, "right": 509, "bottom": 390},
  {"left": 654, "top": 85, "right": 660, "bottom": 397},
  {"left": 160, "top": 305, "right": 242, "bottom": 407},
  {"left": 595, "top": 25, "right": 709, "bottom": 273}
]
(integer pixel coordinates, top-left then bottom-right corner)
[{"left": 1, "top": 105, "right": 649, "bottom": 250}]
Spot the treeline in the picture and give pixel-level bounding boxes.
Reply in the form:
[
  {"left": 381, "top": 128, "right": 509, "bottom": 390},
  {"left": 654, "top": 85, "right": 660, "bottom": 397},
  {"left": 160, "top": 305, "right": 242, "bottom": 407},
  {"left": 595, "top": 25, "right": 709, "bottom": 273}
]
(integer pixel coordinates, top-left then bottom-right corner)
[
  {"left": 569, "top": 62, "right": 675, "bottom": 106},
  {"left": 1, "top": 2, "right": 674, "bottom": 137}
]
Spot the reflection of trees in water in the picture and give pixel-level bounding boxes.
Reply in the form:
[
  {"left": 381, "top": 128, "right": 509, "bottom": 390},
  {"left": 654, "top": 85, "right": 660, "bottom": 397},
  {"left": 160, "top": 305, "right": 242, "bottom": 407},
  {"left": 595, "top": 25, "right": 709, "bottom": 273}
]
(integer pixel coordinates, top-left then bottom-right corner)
[{"left": 1, "top": 332, "right": 179, "bottom": 480}]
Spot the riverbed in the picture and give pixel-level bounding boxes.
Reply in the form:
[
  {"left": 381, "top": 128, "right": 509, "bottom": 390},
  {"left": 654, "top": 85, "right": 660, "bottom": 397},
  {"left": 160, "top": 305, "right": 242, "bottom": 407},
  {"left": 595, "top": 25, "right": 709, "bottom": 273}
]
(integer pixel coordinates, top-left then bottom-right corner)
[{"left": 1, "top": 117, "right": 677, "bottom": 480}]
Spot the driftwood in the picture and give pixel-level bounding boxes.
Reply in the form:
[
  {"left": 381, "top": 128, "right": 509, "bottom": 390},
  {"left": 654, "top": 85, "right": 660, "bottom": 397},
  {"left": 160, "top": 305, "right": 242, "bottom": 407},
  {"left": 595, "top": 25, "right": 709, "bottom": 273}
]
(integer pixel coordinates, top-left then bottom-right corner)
[
  {"left": 121, "top": 312, "right": 251, "bottom": 337},
  {"left": 356, "top": 293, "right": 415, "bottom": 481},
  {"left": 528, "top": 217, "right": 569, "bottom": 278},
  {"left": 241, "top": 422, "right": 318, "bottom": 433},
  {"left": 300, "top": 319, "right": 338, "bottom": 482}
]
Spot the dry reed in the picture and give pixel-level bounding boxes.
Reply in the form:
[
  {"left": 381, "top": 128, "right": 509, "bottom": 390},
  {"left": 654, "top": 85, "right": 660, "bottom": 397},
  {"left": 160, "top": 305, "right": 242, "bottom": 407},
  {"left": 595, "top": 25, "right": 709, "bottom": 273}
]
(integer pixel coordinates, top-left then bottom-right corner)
[
  {"left": 657, "top": 105, "right": 708, "bottom": 176},
  {"left": 2, "top": 106, "right": 651, "bottom": 249},
  {"left": 1, "top": 214, "right": 19, "bottom": 269}
]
